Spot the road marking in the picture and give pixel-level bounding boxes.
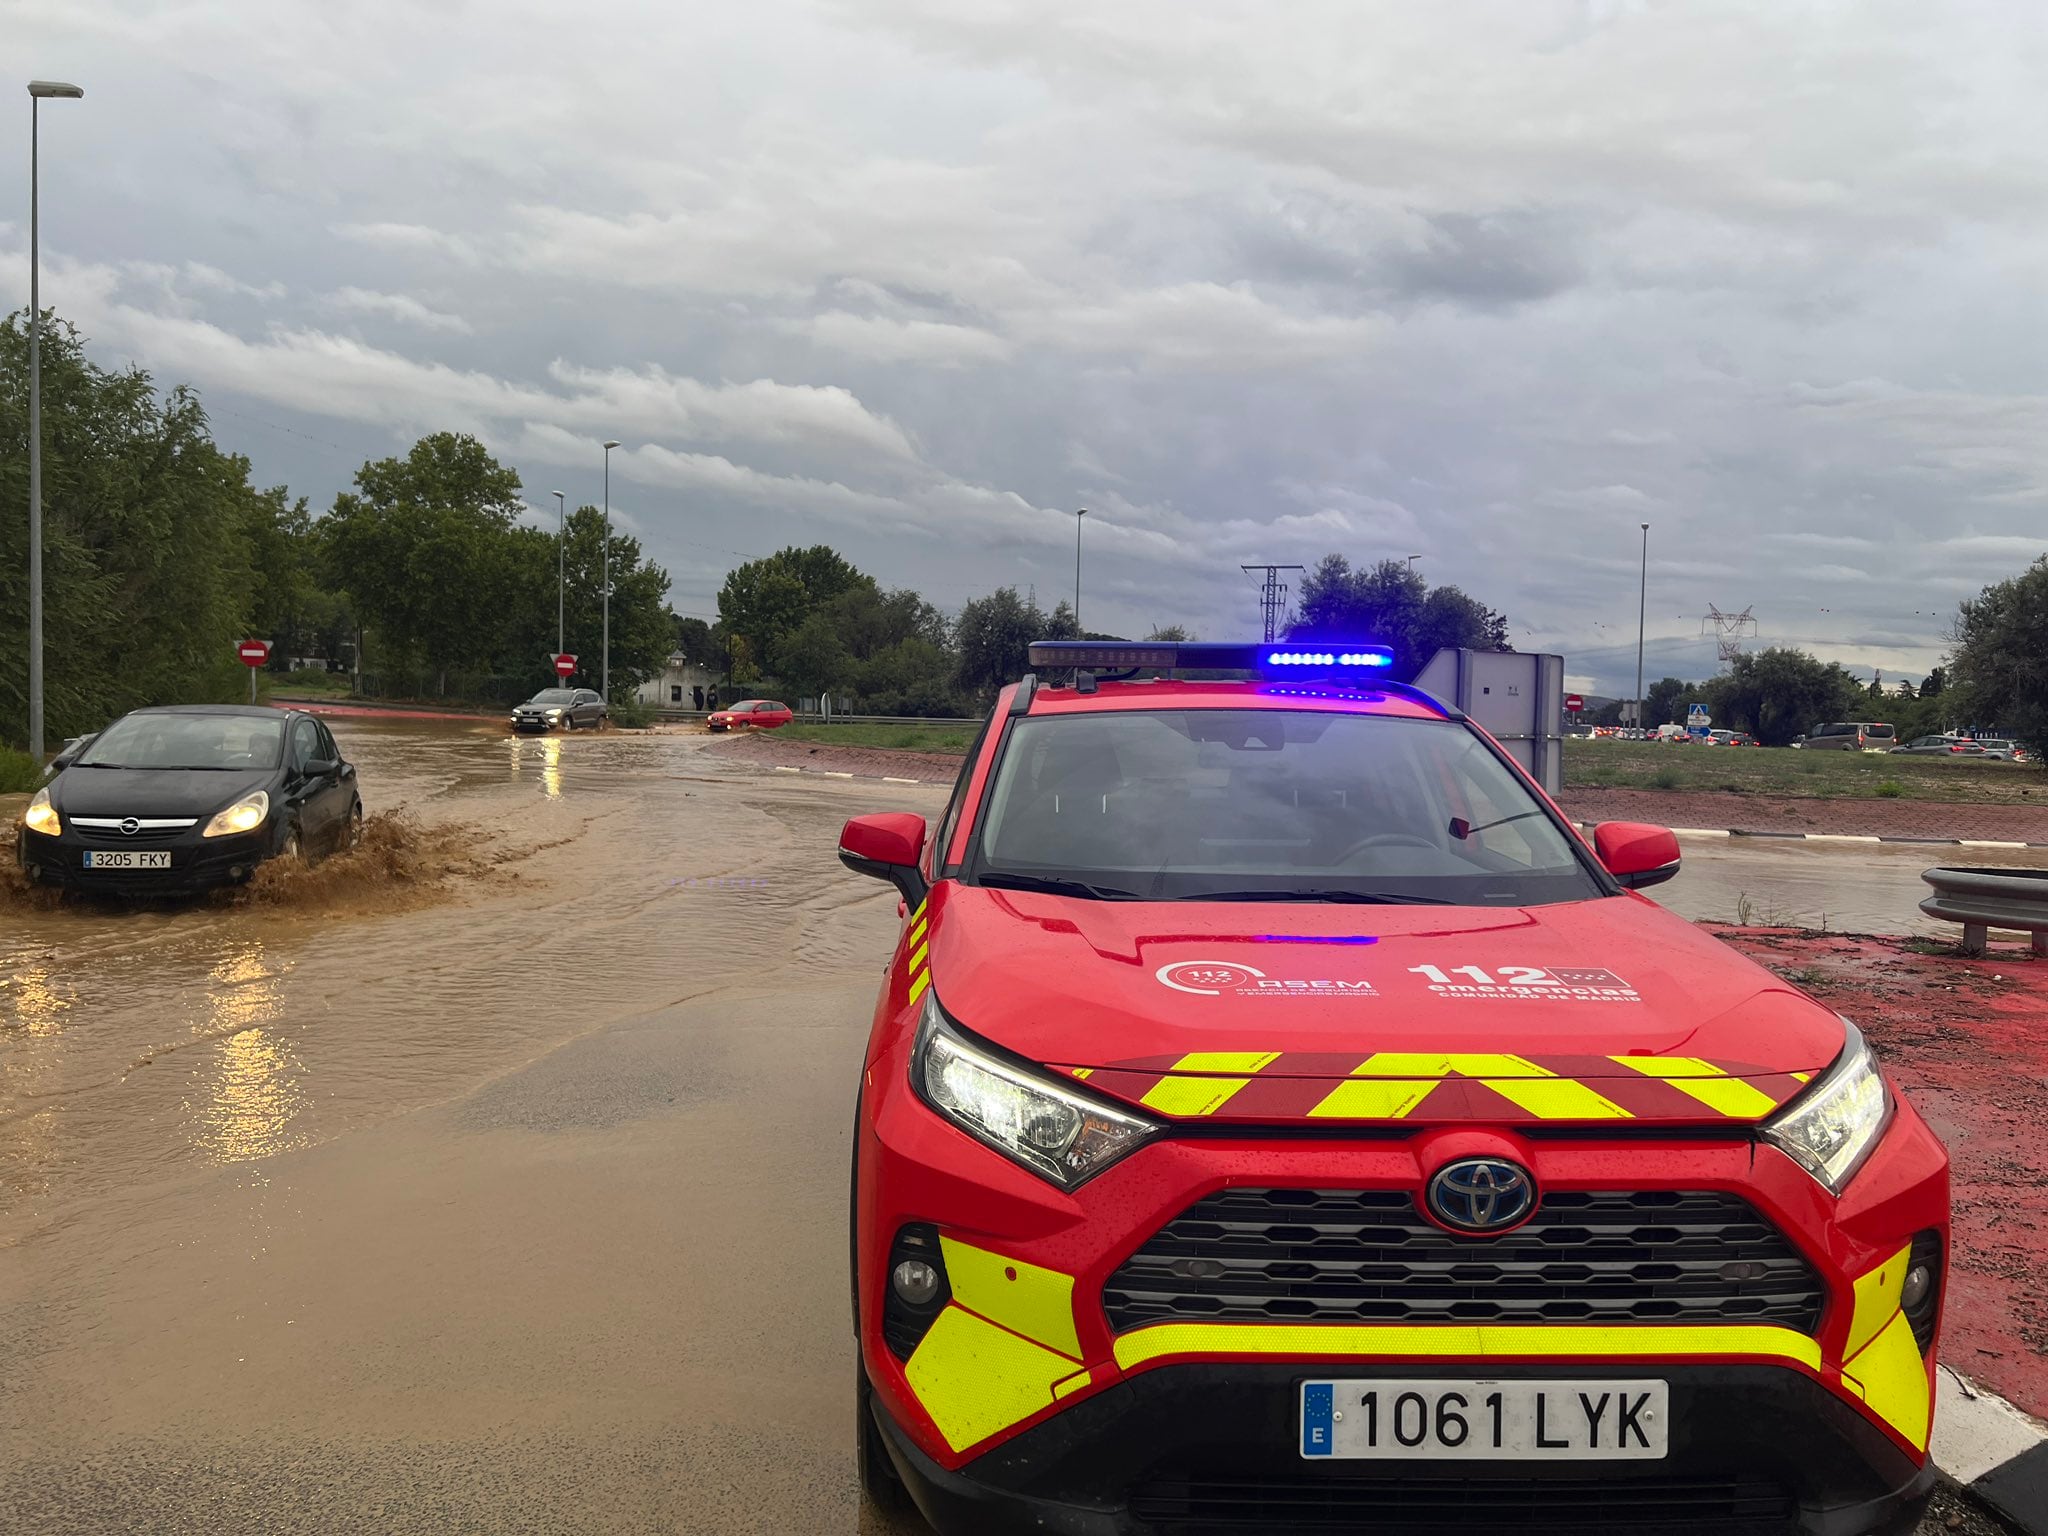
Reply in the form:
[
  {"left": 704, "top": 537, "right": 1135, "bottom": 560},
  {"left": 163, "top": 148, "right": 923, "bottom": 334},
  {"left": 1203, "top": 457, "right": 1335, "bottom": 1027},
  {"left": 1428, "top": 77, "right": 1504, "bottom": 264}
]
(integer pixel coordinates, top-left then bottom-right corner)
[
  {"left": 1670, "top": 827, "right": 1733, "bottom": 838},
  {"left": 821, "top": 771, "right": 855, "bottom": 778},
  {"left": 773, "top": 765, "right": 801, "bottom": 773},
  {"left": 1803, "top": 834, "right": 1882, "bottom": 843},
  {"left": 1961, "top": 840, "right": 2030, "bottom": 849},
  {"left": 883, "top": 776, "right": 923, "bottom": 784}
]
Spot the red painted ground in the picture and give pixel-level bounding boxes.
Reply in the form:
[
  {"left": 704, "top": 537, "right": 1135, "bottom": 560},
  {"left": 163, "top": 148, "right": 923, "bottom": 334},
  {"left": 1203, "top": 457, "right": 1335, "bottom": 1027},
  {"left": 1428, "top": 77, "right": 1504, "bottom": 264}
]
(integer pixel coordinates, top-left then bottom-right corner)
[
  {"left": 281, "top": 701, "right": 494, "bottom": 724},
  {"left": 1710, "top": 926, "right": 2047, "bottom": 1417}
]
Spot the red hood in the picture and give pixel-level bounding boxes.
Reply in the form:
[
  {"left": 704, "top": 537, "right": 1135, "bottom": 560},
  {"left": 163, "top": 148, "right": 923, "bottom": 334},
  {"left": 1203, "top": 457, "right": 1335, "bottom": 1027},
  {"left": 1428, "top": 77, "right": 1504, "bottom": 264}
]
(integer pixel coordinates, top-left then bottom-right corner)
[{"left": 922, "top": 884, "right": 1843, "bottom": 1127}]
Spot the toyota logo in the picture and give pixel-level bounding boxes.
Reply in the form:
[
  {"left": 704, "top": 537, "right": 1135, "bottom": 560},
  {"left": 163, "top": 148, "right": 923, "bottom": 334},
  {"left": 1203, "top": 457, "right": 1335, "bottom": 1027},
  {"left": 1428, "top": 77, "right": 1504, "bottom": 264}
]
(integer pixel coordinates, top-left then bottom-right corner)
[
  {"left": 119, "top": 817, "right": 140, "bottom": 837},
  {"left": 1425, "top": 1158, "right": 1536, "bottom": 1233}
]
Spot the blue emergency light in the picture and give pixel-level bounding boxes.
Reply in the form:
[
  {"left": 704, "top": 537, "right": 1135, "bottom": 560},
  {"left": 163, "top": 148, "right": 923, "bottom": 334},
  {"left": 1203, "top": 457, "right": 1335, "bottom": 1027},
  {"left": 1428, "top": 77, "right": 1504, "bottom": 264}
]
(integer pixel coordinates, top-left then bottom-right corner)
[{"left": 1025, "top": 641, "right": 1395, "bottom": 676}]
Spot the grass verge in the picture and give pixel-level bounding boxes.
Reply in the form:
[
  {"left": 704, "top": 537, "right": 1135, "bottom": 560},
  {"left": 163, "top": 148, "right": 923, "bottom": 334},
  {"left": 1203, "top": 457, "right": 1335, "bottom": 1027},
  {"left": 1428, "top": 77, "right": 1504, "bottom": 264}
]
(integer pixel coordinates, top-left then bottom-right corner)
[
  {"left": 771, "top": 721, "right": 978, "bottom": 752},
  {"left": 1566, "top": 739, "right": 2042, "bottom": 805}
]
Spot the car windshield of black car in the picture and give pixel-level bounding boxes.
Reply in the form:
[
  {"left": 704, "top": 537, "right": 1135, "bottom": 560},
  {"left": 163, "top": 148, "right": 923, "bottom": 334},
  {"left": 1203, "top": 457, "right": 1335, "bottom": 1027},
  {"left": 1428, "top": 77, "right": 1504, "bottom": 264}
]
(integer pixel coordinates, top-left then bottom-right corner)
[{"left": 78, "top": 714, "right": 285, "bottom": 771}]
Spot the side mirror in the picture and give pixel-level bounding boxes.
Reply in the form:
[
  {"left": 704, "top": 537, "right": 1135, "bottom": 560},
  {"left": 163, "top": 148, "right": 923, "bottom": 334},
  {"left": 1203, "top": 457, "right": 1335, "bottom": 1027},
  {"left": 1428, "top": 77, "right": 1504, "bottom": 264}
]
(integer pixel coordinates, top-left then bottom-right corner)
[
  {"left": 304, "top": 757, "right": 340, "bottom": 778},
  {"left": 1594, "top": 822, "right": 1681, "bottom": 890},
  {"left": 839, "top": 813, "right": 928, "bottom": 905}
]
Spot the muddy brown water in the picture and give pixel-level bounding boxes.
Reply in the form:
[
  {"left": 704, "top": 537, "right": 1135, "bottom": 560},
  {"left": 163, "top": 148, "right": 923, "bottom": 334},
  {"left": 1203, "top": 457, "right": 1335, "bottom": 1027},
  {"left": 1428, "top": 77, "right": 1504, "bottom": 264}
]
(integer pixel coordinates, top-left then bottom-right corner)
[{"left": 0, "top": 724, "right": 2016, "bottom": 1533}]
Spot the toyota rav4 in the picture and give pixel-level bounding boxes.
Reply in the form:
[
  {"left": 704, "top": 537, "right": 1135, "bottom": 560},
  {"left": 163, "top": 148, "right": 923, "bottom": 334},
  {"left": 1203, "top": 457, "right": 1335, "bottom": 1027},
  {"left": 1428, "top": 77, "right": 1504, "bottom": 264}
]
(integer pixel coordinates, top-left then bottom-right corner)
[{"left": 840, "top": 642, "right": 1947, "bottom": 1536}]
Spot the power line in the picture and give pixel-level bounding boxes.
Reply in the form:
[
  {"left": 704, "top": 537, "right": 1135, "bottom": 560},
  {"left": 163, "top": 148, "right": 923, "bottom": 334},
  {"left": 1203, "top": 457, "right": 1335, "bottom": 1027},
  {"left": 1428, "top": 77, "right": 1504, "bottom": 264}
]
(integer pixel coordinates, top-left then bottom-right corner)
[{"left": 1241, "top": 564, "right": 1306, "bottom": 643}]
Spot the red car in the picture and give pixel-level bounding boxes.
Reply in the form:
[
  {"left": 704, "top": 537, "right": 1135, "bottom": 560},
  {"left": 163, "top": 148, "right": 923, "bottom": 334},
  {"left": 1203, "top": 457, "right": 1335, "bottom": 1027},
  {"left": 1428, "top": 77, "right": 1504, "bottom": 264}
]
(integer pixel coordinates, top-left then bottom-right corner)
[
  {"left": 706, "top": 698, "right": 793, "bottom": 731},
  {"left": 840, "top": 641, "right": 1946, "bottom": 1536}
]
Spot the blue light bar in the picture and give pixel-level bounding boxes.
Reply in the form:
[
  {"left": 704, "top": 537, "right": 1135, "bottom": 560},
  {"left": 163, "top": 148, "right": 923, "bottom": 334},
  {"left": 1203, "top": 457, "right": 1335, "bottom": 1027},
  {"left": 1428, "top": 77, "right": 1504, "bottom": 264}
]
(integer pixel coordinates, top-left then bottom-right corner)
[
  {"left": 1264, "top": 648, "right": 1393, "bottom": 669},
  {"left": 1026, "top": 640, "right": 1395, "bottom": 674}
]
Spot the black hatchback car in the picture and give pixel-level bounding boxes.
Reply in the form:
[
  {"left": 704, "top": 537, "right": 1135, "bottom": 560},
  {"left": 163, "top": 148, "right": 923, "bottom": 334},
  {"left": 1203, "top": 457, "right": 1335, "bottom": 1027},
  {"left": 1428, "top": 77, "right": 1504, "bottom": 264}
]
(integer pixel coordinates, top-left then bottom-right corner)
[{"left": 16, "top": 705, "right": 361, "bottom": 894}]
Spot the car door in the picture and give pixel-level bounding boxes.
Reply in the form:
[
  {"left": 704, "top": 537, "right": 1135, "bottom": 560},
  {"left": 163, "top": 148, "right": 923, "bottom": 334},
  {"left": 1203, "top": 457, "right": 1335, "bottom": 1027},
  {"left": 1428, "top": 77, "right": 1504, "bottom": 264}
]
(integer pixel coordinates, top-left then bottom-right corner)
[
  {"left": 313, "top": 720, "right": 356, "bottom": 847},
  {"left": 580, "top": 690, "right": 605, "bottom": 727},
  {"left": 284, "top": 716, "right": 332, "bottom": 846}
]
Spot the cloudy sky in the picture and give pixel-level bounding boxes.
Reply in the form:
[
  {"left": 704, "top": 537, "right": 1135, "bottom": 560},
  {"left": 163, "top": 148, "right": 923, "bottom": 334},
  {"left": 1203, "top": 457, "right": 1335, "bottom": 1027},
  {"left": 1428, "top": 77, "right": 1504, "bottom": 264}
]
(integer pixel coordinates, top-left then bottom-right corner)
[{"left": 7, "top": 0, "right": 2046, "bottom": 694}]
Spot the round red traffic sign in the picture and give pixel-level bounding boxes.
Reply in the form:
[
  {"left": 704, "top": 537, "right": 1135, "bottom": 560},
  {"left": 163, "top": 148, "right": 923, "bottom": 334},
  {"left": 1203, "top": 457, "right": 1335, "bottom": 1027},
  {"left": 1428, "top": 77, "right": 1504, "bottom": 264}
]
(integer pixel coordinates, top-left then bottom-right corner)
[
  {"left": 237, "top": 640, "right": 272, "bottom": 667},
  {"left": 552, "top": 653, "right": 577, "bottom": 678},
  {"left": 1564, "top": 693, "right": 1584, "bottom": 712}
]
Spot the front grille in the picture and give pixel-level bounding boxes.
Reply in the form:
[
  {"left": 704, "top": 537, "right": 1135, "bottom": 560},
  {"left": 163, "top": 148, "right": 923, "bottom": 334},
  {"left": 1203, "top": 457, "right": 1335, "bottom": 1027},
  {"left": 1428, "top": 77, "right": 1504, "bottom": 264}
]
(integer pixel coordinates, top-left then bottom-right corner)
[
  {"left": 1129, "top": 1473, "right": 1795, "bottom": 1534},
  {"left": 69, "top": 821, "right": 191, "bottom": 844},
  {"left": 1105, "top": 1189, "right": 1823, "bottom": 1334}
]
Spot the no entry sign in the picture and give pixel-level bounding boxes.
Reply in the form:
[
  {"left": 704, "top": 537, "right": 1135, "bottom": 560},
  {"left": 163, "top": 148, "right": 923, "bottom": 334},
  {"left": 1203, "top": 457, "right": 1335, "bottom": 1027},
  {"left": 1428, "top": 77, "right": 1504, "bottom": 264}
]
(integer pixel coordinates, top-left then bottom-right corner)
[
  {"left": 237, "top": 639, "right": 272, "bottom": 667},
  {"left": 552, "top": 653, "right": 577, "bottom": 678},
  {"left": 1564, "top": 693, "right": 1584, "bottom": 712}
]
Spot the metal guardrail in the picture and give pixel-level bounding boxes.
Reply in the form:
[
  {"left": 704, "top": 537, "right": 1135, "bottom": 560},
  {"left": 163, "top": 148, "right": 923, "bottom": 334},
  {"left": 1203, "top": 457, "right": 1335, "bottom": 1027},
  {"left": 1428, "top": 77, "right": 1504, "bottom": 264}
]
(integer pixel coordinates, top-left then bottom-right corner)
[{"left": 1920, "top": 866, "right": 2048, "bottom": 956}]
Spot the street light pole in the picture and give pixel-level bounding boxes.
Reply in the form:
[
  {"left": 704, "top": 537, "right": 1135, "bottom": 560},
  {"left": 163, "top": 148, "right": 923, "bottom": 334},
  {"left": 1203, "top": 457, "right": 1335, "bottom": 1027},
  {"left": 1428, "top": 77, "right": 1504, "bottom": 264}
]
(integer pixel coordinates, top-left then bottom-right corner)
[
  {"left": 552, "top": 491, "right": 566, "bottom": 656},
  {"left": 1074, "top": 509, "right": 1086, "bottom": 635},
  {"left": 601, "top": 440, "right": 620, "bottom": 700},
  {"left": 26, "top": 80, "right": 84, "bottom": 763},
  {"left": 1635, "top": 522, "right": 1650, "bottom": 729}
]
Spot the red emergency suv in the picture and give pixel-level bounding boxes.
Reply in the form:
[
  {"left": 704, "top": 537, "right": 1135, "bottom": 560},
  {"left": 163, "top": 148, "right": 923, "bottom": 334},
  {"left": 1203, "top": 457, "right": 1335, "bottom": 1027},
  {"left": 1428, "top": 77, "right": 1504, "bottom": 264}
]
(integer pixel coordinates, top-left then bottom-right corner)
[{"left": 840, "top": 642, "right": 1947, "bottom": 1536}]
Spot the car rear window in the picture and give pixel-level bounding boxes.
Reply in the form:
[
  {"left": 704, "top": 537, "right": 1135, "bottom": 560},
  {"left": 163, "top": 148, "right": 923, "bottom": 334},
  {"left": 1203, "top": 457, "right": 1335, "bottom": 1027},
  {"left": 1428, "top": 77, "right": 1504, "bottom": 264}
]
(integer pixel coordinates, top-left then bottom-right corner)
[{"left": 972, "top": 708, "right": 1604, "bottom": 906}]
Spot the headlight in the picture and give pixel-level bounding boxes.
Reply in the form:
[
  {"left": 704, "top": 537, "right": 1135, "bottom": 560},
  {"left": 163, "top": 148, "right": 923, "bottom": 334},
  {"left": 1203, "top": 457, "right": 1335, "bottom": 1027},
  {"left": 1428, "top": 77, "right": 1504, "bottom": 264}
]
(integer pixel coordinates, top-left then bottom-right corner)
[
  {"left": 546, "top": 709, "right": 563, "bottom": 720},
  {"left": 23, "top": 788, "right": 60, "bottom": 836},
  {"left": 202, "top": 790, "right": 271, "bottom": 838},
  {"left": 1761, "top": 1022, "right": 1892, "bottom": 1194},
  {"left": 911, "top": 997, "right": 1157, "bottom": 1189}
]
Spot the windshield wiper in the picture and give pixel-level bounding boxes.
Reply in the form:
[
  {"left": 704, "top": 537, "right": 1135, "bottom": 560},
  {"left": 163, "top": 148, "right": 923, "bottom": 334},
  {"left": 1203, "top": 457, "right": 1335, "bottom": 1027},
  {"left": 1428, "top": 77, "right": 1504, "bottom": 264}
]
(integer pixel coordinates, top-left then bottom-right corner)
[
  {"left": 1451, "top": 810, "right": 1545, "bottom": 840},
  {"left": 1174, "top": 888, "right": 1455, "bottom": 906},
  {"left": 976, "top": 870, "right": 1148, "bottom": 901}
]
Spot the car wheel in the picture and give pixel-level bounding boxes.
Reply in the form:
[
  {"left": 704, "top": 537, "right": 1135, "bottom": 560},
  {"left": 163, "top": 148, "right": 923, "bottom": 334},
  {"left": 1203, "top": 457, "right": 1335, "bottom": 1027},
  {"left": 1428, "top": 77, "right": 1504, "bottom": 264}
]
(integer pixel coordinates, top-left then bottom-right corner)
[
  {"left": 281, "top": 824, "right": 304, "bottom": 863},
  {"left": 345, "top": 802, "right": 364, "bottom": 852},
  {"left": 856, "top": 1364, "right": 915, "bottom": 1514}
]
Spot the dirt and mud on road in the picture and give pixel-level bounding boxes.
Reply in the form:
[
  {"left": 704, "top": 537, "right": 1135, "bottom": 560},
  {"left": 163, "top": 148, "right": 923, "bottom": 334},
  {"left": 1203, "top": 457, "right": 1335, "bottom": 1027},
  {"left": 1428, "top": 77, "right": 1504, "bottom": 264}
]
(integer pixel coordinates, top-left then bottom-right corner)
[
  {"left": 0, "top": 719, "right": 2030, "bottom": 1534},
  {"left": 1710, "top": 925, "right": 2048, "bottom": 1423}
]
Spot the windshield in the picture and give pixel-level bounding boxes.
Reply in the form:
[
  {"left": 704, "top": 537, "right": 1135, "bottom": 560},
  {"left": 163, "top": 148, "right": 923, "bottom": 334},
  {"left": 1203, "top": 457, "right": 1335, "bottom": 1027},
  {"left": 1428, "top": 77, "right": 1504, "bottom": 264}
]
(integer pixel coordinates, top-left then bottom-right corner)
[
  {"left": 971, "top": 708, "right": 1605, "bottom": 905},
  {"left": 78, "top": 713, "right": 284, "bottom": 771},
  {"left": 527, "top": 690, "right": 575, "bottom": 705}
]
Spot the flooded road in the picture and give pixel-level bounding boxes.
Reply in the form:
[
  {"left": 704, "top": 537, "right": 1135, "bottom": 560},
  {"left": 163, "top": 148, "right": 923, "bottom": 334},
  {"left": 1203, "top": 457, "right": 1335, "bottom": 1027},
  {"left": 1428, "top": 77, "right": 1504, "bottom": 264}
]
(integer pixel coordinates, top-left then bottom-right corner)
[{"left": 0, "top": 727, "right": 2016, "bottom": 1533}]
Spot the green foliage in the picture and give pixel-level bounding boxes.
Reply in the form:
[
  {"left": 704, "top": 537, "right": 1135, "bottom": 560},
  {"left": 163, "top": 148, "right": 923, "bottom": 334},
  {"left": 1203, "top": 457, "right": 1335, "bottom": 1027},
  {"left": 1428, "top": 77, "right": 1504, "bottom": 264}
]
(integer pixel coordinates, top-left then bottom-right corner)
[
  {"left": 1649, "top": 767, "right": 1682, "bottom": 790},
  {"left": 1951, "top": 556, "right": 2048, "bottom": 750},
  {"left": 1287, "top": 556, "right": 1510, "bottom": 681},
  {"left": 1875, "top": 780, "right": 1905, "bottom": 798},
  {"left": 0, "top": 312, "right": 278, "bottom": 744},
  {"left": 1697, "top": 648, "right": 1865, "bottom": 746},
  {"left": 718, "top": 544, "right": 873, "bottom": 681},
  {"left": 955, "top": 587, "right": 1049, "bottom": 698},
  {"left": 1644, "top": 677, "right": 1697, "bottom": 728},
  {"left": 0, "top": 746, "right": 42, "bottom": 793},
  {"left": 607, "top": 695, "right": 657, "bottom": 728}
]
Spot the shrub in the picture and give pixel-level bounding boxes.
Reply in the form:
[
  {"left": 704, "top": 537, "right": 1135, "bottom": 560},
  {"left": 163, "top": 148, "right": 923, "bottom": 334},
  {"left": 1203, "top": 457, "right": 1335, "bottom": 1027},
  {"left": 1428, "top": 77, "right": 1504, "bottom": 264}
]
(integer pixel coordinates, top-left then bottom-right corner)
[
  {"left": 1649, "top": 768, "right": 1682, "bottom": 791},
  {"left": 607, "top": 695, "right": 657, "bottom": 728},
  {"left": 1875, "top": 780, "right": 1905, "bottom": 799},
  {"left": 0, "top": 747, "right": 43, "bottom": 794}
]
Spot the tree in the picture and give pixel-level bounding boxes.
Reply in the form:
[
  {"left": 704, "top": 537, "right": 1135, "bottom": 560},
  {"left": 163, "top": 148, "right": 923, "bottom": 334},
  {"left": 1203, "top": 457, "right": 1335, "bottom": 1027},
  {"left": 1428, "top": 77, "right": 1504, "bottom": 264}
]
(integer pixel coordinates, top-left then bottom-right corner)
[
  {"left": 1700, "top": 648, "right": 1864, "bottom": 746},
  {"left": 1644, "top": 677, "right": 1694, "bottom": 729},
  {"left": 775, "top": 610, "right": 855, "bottom": 700},
  {"left": 1, "top": 311, "right": 272, "bottom": 742},
  {"left": 1146, "top": 624, "right": 1194, "bottom": 642},
  {"left": 1894, "top": 677, "right": 1917, "bottom": 701},
  {"left": 1921, "top": 666, "right": 1946, "bottom": 698},
  {"left": 718, "top": 545, "right": 875, "bottom": 680},
  {"left": 673, "top": 615, "right": 715, "bottom": 666},
  {"left": 1288, "top": 556, "right": 1510, "bottom": 681},
  {"left": 322, "top": 433, "right": 526, "bottom": 689},
  {"left": 955, "top": 587, "right": 1045, "bottom": 698},
  {"left": 1950, "top": 557, "right": 2048, "bottom": 749}
]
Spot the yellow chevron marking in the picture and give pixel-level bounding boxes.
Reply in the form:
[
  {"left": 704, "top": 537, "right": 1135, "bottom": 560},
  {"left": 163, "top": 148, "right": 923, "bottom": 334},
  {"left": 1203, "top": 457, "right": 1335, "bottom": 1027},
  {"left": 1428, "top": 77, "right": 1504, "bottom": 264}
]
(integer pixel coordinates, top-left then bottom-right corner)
[{"left": 1307, "top": 1079, "right": 1439, "bottom": 1119}]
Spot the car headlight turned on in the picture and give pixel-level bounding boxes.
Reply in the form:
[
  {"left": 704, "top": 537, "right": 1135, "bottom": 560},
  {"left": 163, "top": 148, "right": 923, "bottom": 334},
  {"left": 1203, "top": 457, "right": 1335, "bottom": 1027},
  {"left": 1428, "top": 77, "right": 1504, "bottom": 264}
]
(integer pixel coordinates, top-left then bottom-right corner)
[
  {"left": 202, "top": 790, "right": 271, "bottom": 839},
  {"left": 912, "top": 996, "right": 1157, "bottom": 1189},
  {"left": 23, "top": 788, "right": 60, "bottom": 836},
  {"left": 1761, "top": 1021, "right": 1892, "bottom": 1193}
]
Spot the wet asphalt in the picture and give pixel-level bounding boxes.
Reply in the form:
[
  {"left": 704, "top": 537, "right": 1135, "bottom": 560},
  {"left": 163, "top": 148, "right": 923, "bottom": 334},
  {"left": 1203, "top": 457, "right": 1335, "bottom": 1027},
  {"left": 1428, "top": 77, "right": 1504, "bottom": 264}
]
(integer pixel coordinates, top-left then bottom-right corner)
[{"left": 0, "top": 723, "right": 2016, "bottom": 1534}]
